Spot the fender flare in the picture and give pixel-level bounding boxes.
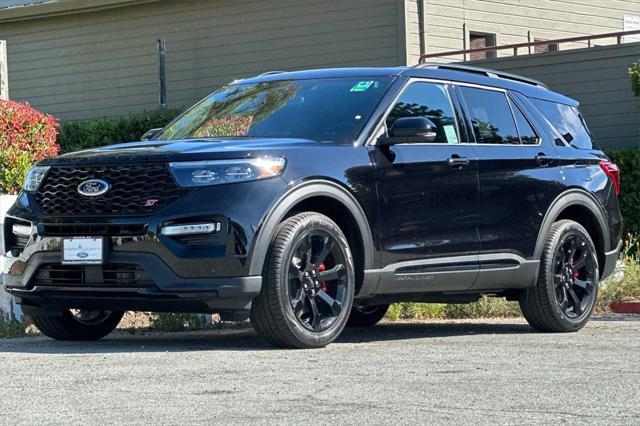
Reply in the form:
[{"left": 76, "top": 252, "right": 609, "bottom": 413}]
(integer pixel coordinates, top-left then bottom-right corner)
[
  {"left": 533, "top": 189, "right": 611, "bottom": 260},
  {"left": 248, "top": 179, "right": 375, "bottom": 276}
]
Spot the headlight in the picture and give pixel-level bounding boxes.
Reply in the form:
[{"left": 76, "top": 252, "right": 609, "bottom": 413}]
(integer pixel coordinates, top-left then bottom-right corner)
[
  {"left": 169, "top": 157, "right": 286, "bottom": 187},
  {"left": 23, "top": 166, "right": 50, "bottom": 192}
]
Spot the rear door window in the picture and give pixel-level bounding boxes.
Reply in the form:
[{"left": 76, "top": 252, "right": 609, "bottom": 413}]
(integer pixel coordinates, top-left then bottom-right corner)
[
  {"left": 530, "top": 98, "right": 593, "bottom": 149},
  {"left": 459, "top": 86, "right": 520, "bottom": 144}
]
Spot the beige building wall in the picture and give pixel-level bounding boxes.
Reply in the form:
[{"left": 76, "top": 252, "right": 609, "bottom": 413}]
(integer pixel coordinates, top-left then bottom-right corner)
[
  {"left": 1, "top": 0, "right": 638, "bottom": 121},
  {"left": 408, "top": 0, "right": 640, "bottom": 63},
  {"left": 0, "top": 0, "right": 405, "bottom": 120}
]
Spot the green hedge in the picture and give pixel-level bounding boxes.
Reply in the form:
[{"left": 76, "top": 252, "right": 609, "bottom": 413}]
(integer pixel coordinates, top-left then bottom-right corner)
[
  {"left": 605, "top": 147, "right": 640, "bottom": 237},
  {"left": 57, "top": 109, "right": 181, "bottom": 154}
]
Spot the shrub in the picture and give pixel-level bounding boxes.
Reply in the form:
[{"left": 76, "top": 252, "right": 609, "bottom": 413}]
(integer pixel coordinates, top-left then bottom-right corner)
[
  {"left": 600, "top": 237, "right": 640, "bottom": 303},
  {"left": 0, "top": 100, "right": 59, "bottom": 194},
  {"left": 386, "top": 298, "right": 522, "bottom": 321},
  {"left": 57, "top": 109, "right": 181, "bottom": 154},
  {"left": 0, "top": 314, "right": 31, "bottom": 338},
  {"left": 605, "top": 147, "right": 640, "bottom": 240},
  {"left": 630, "top": 60, "right": 640, "bottom": 97},
  {"left": 149, "top": 312, "right": 209, "bottom": 332}
]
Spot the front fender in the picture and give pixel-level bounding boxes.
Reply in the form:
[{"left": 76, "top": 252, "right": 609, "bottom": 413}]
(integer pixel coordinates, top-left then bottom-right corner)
[{"left": 247, "top": 179, "right": 375, "bottom": 277}]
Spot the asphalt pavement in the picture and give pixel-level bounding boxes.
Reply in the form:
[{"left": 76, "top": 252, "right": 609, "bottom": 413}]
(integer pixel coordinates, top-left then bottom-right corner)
[{"left": 0, "top": 316, "right": 638, "bottom": 424}]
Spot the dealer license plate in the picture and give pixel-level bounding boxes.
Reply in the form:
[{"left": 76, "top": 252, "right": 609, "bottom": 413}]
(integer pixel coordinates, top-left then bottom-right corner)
[{"left": 62, "top": 237, "right": 104, "bottom": 265}]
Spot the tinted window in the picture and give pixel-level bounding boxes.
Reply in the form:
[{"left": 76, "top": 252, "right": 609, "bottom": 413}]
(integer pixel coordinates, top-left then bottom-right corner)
[
  {"left": 512, "top": 103, "right": 539, "bottom": 145},
  {"left": 460, "top": 86, "right": 519, "bottom": 144},
  {"left": 386, "top": 82, "right": 459, "bottom": 144},
  {"left": 158, "top": 78, "right": 392, "bottom": 144},
  {"left": 531, "top": 98, "right": 593, "bottom": 149}
]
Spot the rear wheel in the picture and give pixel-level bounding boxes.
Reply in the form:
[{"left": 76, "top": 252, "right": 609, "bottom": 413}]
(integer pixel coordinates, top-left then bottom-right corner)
[
  {"left": 346, "top": 305, "right": 389, "bottom": 327},
  {"left": 30, "top": 310, "right": 124, "bottom": 340},
  {"left": 520, "top": 220, "right": 599, "bottom": 332},
  {"left": 250, "top": 212, "right": 355, "bottom": 349}
]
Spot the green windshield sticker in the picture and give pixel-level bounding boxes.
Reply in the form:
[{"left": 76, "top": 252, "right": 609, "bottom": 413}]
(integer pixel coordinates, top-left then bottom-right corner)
[
  {"left": 350, "top": 81, "right": 375, "bottom": 92},
  {"left": 443, "top": 125, "right": 459, "bottom": 144}
]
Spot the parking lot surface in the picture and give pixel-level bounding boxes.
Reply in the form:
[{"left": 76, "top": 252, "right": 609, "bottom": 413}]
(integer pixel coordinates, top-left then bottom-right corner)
[{"left": 0, "top": 316, "right": 638, "bottom": 424}]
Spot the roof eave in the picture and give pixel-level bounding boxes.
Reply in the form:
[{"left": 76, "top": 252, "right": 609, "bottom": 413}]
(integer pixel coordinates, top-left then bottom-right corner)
[{"left": 0, "top": 0, "right": 162, "bottom": 23}]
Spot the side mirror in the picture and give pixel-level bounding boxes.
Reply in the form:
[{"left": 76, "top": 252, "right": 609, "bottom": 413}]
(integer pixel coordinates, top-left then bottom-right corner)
[
  {"left": 141, "top": 128, "right": 162, "bottom": 141},
  {"left": 378, "top": 117, "right": 437, "bottom": 146}
]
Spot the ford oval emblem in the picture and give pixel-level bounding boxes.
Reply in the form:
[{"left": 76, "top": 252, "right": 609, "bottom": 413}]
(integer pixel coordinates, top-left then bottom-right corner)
[
  {"left": 77, "top": 179, "right": 110, "bottom": 197},
  {"left": 77, "top": 252, "right": 89, "bottom": 259}
]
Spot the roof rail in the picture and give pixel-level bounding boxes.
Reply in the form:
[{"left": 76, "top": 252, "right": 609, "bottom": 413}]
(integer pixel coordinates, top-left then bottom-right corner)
[
  {"left": 258, "top": 71, "right": 286, "bottom": 77},
  {"left": 415, "top": 62, "right": 548, "bottom": 89}
]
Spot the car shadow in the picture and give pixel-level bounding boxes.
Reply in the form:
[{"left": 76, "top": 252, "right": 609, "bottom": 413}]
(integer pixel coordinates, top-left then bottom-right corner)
[{"left": 0, "top": 320, "right": 535, "bottom": 354}]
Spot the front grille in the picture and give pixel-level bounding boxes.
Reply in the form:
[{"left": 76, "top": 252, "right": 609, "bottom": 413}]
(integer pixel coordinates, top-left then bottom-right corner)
[
  {"left": 31, "top": 264, "right": 154, "bottom": 288},
  {"left": 41, "top": 223, "right": 147, "bottom": 237},
  {"left": 35, "top": 164, "right": 188, "bottom": 217}
]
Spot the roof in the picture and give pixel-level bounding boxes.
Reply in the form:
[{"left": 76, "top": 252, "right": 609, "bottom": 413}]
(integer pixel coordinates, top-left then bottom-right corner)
[
  {"left": 0, "top": 0, "right": 160, "bottom": 22},
  {"left": 239, "top": 67, "right": 408, "bottom": 84},
  {"left": 240, "top": 66, "right": 578, "bottom": 106}
]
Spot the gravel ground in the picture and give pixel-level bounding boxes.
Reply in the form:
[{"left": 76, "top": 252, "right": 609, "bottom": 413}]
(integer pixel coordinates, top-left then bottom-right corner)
[{"left": 0, "top": 316, "right": 638, "bottom": 425}]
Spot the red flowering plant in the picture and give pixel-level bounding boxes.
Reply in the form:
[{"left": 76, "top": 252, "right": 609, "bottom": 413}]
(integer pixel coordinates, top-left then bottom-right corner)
[{"left": 0, "top": 100, "right": 60, "bottom": 194}]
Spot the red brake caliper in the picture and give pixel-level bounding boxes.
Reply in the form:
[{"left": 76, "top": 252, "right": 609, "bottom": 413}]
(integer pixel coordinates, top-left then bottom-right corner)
[
  {"left": 318, "top": 263, "right": 328, "bottom": 292},
  {"left": 570, "top": 258, "right": 579, "bottom": 279}
]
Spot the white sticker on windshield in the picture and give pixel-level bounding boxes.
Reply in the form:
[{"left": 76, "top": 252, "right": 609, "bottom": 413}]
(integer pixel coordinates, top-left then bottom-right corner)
[{"left": 444, "top": 125, "right": 458, "bottom": 144}]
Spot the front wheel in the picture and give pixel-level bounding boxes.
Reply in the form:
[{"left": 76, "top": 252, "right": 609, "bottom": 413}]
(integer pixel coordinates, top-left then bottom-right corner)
[
  {"left": 30, "top": 310, "right": 124, "bottom": 340},
  {"left": 520, "top": 220, "right": 599, "bottom": 332},
  {"left": 250, "top": 212, "right": 355, "bottom": 349}
]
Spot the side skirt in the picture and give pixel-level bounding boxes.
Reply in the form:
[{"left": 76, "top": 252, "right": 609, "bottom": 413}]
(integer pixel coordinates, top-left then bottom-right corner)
[{"left": 358, "top": 253, "right": 540, "bottom": 298}]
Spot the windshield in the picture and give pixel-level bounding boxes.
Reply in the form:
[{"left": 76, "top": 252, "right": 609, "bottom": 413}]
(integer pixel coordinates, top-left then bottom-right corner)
[{"left": 157, "top": 77, "right": 392, "bottom": 144}]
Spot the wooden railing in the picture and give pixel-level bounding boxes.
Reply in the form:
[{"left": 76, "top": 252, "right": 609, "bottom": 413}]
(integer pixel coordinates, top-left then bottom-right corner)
[{"left": 419, "top": 29, "right": 640, "bottom": 63}]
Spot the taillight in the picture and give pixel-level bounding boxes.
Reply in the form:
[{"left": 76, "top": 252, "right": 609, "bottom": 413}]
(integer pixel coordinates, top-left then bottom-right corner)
[{"left": 599, "top": 161, "right": 620, "bottom": 196}]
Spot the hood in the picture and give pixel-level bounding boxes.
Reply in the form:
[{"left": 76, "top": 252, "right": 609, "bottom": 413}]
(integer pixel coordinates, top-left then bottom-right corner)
[{"left": 43, "top": 137, "right": 332, "bottom": 165}]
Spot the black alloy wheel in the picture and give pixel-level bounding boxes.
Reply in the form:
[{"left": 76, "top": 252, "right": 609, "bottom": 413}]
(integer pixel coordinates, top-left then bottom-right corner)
[
  {"left": 288, "top": 231, "right": 349, "bottom": 332},
  {"left": 519, "top": 220, "right": 599, "bottom": 332},
  {"left": 250, "top": 212, "right": 355, "bottom": 349},
  {"left": 552, "top": 233, "right": 597, "bottom": 319}
]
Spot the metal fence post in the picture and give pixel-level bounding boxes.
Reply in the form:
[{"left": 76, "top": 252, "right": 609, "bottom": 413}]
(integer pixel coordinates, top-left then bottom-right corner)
[{"left": 158, "top": 37, "right": 167, "bottom": 109}]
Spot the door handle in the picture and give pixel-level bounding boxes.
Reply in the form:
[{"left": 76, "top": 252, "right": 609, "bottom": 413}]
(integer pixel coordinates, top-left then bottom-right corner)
[
  {"left": 535, "top": 152, "right": 553, "bottom": 167},
  {"left": 448, "top": 155, "right": 470, "bottom": 168}
]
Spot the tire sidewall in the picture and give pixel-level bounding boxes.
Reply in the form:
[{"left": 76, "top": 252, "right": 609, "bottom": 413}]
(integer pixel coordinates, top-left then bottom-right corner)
[
  {"left": 272, "top": 215, "right": 355, "bottom": 347},
  {"left": 544, "top": 222, "right": 599, "bottom": 330}
]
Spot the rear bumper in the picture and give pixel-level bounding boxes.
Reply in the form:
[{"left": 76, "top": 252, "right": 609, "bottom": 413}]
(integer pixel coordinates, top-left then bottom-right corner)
[
  {"left": 601, "top": 239, "right": 623, "bottom": 281},
  {"left": 4, "top": 251, "right": 261, "bottom": 313}
]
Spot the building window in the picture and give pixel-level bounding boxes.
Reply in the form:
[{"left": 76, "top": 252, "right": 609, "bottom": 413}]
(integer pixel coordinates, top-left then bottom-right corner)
[
  {"left": 534, "top": 39, "right": 559, "bottom": 54},
  {"left": 469, "top": 32, "right": 497, "bottom": 60}
]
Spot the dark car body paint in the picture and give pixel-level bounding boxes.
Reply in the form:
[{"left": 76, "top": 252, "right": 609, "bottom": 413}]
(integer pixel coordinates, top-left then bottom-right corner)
[{"left": 3, "top": 66, "right": 623, "bottom": 313}]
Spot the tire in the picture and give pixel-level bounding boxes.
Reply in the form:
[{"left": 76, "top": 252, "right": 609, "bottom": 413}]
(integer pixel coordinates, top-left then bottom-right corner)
[
  {"left": 250, "top": 212, "right": 356, "bottom": 349},
  {"left": 30, "top": 310, "right": 124, "bottom": 341},
  {"left": 519, "top": 220, "right": 599, "bottom": 332},
  {"left": 346, "top": 305, "right": 389, "bottom": 327}
]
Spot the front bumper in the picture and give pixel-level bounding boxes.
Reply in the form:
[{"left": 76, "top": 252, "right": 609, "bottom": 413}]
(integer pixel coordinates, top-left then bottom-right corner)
[
  {"left": 2, "top": 177, "right": 289, "bottom": 313},
  {"left": 5, "top": 251, "right": 262, "bottom": 313}
]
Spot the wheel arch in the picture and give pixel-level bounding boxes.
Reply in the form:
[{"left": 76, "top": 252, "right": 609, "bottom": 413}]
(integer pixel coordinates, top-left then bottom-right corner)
[
  {"left": 248, "top": 180, "right": 375, "bottom": 283},
  {"left": 534, "top": 189, "right": 610, "bottom": 274}
]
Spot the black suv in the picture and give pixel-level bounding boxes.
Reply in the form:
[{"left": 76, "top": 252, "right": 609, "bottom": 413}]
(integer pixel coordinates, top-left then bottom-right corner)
[{"left": 3, "top": 64, "right": 622, "bottom": 348}]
